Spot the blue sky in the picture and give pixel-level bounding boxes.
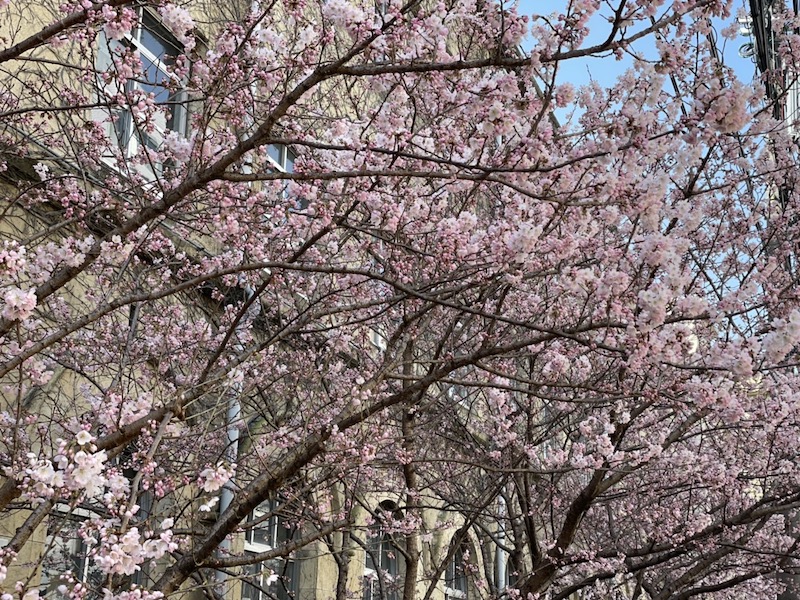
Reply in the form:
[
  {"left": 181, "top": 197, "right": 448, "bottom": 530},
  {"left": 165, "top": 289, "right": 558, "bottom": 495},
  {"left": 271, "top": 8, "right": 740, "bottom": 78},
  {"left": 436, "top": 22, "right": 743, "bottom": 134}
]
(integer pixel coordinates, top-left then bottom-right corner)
[{"left": 515, "top": 0, "right": 761, "bottom": 96}]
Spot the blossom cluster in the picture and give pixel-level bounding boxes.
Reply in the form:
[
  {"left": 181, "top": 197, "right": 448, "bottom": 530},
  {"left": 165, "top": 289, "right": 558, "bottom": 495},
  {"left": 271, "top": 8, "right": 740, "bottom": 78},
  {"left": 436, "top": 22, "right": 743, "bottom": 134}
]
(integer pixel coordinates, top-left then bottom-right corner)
[
  {"left": 198, "top": 463, "right": 236, "bottom": 493},
  {"left": 159, "top": 4, "right": 195, "bottom": 50},
  {"left": 93, "top": 524, "right": 177, "bottom": 576}
]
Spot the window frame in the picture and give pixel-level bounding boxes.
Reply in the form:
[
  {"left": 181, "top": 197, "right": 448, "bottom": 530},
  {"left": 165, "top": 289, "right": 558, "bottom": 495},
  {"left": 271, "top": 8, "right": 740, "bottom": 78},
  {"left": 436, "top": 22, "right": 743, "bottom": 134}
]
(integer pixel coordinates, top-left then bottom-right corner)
[
  {"left": 444, "top": 544, "right": 469, "bottom": 600},
  {"left": 362, "top": 501, "right": 402, "bottom": 600},
  {"left": 240, "top": 500, "right": 298, "bottom": 600},
  {"left": 38, "top": 506, "right": 104, "bottom": 595},
  {"left": 97, "top": 8, "right": 189, "bottom": 173},
  {"left": 363, "top": 531, "right": 399, "bottom": 600},
  {"left": 265, "top": 143, "right": 303, "bottom": 209},
  {"left": 266, "top": 144, "right": 296, "bottom": 174}
]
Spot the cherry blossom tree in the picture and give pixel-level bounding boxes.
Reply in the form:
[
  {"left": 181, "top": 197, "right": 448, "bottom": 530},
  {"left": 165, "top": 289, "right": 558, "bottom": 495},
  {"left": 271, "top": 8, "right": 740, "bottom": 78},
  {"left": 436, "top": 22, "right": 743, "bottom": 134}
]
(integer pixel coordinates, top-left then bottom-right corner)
[{"left": 0, "top": 0, "right": 799, "bottom": 599}]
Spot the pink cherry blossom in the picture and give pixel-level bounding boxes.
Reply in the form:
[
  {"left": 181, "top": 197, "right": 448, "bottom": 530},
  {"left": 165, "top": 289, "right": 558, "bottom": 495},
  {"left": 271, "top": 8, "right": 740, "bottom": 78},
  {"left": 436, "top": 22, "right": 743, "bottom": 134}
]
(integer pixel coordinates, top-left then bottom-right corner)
[
  {"left": 2, "top": 287, "right": 36, "bottom": 321},
  {"left": 198, "top": 463, "right": 235, "bottom": 493}
]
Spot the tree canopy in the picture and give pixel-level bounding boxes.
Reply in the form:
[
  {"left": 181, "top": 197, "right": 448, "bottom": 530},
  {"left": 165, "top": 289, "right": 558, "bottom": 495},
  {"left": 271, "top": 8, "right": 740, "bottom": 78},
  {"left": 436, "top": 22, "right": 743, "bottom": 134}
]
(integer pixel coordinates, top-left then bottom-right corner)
[{"left": 1, "top": 0, "right": 799, "bottom": 598}]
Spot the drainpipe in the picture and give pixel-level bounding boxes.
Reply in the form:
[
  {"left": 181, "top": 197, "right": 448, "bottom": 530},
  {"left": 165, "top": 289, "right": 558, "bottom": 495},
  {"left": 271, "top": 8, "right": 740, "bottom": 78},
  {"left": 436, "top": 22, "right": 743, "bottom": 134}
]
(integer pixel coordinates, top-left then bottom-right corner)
[
  {"left": 217, "top": 283, "right": 260, "bottom": 588},
  {"left": 496, "top": 495, "right": 507, "bottom": 594}
]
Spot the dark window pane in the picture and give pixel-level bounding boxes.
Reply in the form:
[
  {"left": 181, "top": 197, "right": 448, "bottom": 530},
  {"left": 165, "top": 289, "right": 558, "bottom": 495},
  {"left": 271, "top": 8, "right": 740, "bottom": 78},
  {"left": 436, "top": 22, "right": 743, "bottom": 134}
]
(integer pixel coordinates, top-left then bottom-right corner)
[
  {"left": 140, "top": 55, "right": 171, "bottom": 104},
  {"left": 242, "top": 558, "right": 295, "bottom": 600},
  {"left": 140, "top": 12, "right": 180, "bottom": 65},
  {"left": 285, "top": 148, "right": 296, "bottom": 173},
  {"left": 251, "top": 518, "right": 275, "bottom": 547}
]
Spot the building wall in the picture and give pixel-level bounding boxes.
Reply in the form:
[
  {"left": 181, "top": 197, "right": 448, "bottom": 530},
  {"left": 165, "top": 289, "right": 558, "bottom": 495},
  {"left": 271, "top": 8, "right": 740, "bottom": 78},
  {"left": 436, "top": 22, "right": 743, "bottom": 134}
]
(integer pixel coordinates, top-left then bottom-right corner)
[{"left": 0, "top": 1, "right": 507, "bottom": 598}]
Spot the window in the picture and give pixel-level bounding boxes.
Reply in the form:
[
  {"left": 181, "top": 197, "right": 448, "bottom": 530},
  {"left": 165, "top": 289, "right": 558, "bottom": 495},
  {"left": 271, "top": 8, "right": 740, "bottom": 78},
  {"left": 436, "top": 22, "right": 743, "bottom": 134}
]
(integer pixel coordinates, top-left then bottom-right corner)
[
  {"left": 363, "top": 501, "right": 402, "bottom": 600},
  {"left": 265, "top": 143, "right": 305, "bottom": 209},
  {"left": 363, "top": 532, "right": 399, "bottom": 600},
  {"left": 369, "top": 329, "right": 388, "bottom": 352},
  {"left": 39, "top": 512, "right": 103, "bottom": 596},
  {"left": 787, "top": 78, "right": 800, "bottom": 136},
  {"left": 241, "top": 500, "right": 297, "bottom": 600},
  {"left": 96, "top": 10, "right": 188, "bottom": 167},
  {"left": 444, "top": 544, "right": 469, "bottom": 600},
  {"left": 446, "top": 381, "right": 470, "bottom": 405},
  {"left": 443, "top": 367, "right": 477, "bottom": 420},
  {"left": 267, "top": 144, "right": 296, "bottom": 174}
]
